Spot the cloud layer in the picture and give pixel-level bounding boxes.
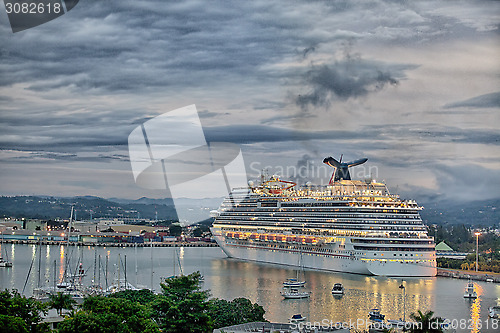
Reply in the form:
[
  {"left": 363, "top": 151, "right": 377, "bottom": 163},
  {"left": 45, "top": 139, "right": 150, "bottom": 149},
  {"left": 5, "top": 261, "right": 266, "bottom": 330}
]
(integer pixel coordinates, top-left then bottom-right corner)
[{"left": 0, "top": 0, "right": 499, "bottom": 202}]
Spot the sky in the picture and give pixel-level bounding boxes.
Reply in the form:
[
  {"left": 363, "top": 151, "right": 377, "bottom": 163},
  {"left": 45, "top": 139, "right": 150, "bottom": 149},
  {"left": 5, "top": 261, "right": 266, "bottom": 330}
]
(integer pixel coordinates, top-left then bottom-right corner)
[{"left": 0, "top": 0, "right": 499, "bottom": 204}]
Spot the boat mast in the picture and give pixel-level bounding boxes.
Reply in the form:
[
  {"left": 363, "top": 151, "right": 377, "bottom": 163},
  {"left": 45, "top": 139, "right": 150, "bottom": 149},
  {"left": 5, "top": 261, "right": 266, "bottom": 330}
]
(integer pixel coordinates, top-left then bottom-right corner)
[
  {"left": 150, "top": 239, "right": 154, "bottom": 291},
  {"left": 124, "top": 254, "right": 128, "bottom": 290},
  {"left": 53, "top": 260, "right": 56, "bottom": 292},
  {"left": 37, "top": 237, "right": 42, "bottom": 289}
]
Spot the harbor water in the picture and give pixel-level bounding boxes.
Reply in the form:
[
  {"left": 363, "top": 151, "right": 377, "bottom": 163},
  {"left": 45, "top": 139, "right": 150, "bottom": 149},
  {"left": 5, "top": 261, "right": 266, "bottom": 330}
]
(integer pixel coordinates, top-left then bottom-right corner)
[{"left": 0, "top": 243, "right": 498, "bottom": 332}]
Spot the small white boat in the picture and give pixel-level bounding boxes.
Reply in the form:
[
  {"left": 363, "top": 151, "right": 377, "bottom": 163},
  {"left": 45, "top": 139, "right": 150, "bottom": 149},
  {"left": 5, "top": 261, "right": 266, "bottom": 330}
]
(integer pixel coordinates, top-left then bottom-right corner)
[
  {"left": 486, "top": 278, "right": 493, "bottom": 282},
  {"left": 369, "top": 308, "right": 385, "bottom": 321},
  {"left": 283, "top": 278, "right": 306, "bottom": 287},
  {"left": 1, "top": 234, "right": 12, "bottom": 267},
  {"left": 331, "top": 283, "right": 344, "bottom": 295},
  {"left": 290, "top": 314, "right": 307, "bottom": 322},
  {"left": 0, "top": 257, "right": 12, "bottom": 267},
  {"left": 463, "top": 279, "right": 477, "bottom": 298},
  {"left": 281, "top": 288, "right": 310, "bottom": 299},
  {"left": 489, "top": 306, "right": 500, "bottom": 318},
  {"left": 106, "top": 279, "right": 139, "bottom": 293},
  {"left": 387, "top": 319, "right": 405, "bottom": 326}
]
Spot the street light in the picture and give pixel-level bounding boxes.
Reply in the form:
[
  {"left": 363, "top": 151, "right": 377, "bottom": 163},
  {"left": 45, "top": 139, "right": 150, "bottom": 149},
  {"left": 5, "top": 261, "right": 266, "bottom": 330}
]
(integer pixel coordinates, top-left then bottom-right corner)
[
  {"left": 474, "top": 232, "right": 481, "bottom": 272},
  {"left": 399, "top": 281, "right": 406, "bottom": 322}
]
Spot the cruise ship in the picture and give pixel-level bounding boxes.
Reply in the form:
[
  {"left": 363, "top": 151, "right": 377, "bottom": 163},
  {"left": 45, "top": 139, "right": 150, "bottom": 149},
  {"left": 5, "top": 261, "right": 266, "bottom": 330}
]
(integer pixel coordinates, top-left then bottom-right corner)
[{"left": 211, "top": 156, "right": 437, "bottom": 277}]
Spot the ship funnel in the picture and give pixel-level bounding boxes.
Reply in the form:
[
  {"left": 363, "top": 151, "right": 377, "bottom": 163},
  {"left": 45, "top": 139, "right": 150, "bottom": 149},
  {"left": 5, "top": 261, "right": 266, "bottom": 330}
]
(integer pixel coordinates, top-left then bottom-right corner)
[{"left": 323, "top": 156, "right": 368, "bottom": 184}]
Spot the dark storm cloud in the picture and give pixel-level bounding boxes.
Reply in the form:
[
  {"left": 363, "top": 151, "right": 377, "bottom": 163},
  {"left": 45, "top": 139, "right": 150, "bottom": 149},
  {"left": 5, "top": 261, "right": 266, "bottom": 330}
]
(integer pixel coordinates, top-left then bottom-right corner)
[
  {"left": 433, "top": 163, "right": 500, "bottom": 201},
  {"left": 294, "top": 56, "right": 415, "bottom": 110},
  {"left": 365, "top": 124, "right": 500, "bottom": 147},
  {"left": 444, "top": 92, "right": 500, "bottom": 109},
  {"left": 1, "top": 121, "right": 497, "bottom": 157},
  {"left": 0, "top": 0, "right": 499, "bottom": 200},
  {"left": 203, "top": 125, "right": 378, "bottom": 144},
  {"left": 0, "top": 0, "right": 473, "bottom": 95},
  {"left": 0, "top": 0, "right": 314, "bottom": 93}
]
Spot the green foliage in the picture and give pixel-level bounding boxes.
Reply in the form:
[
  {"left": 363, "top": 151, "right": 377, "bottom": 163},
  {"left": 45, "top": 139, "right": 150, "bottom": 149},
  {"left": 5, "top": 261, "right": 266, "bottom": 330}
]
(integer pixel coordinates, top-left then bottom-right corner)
[
  {"left": 109, "top": 288, "right": 158, "bottom": 305},
  {"left": 192, "top": 227, "right": 203, "bottom": 237},
  {"left": 192, "top": 225, "right": 210, "bottom": 237},
  {"left": 48, "top": 292, "right": 76, "bottom": 316},
  {"left": 168, "top": 224, "right": 183, "bottom": 237},
  {"left": 409, "top": 310, "right": 445, "bottom": 333},
  {"left": 0, "top": 289, "right": 49, "bottom": 333},
  {"left": 0, "top": 314, "right": 28, "bottom": 333},
  {"left": 431, "top": 224, "right": 500, "bottom": 272},
  {"left": 153, "top": 272, "right": 212, "bottom": 333},
  {"left": 58, "top": 296, "right": 160, "bottom": 333},
  {"left": 208, "top": 297, "right": 266, "bottom": 329}
]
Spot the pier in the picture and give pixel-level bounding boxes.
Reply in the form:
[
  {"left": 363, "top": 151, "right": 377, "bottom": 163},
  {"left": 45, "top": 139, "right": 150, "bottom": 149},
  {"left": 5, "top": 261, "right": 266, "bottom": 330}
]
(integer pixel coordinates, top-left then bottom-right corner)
[
  {"left": 1, "top": 238, "right": 218, "bottom": 248},
  {"left": 437, "top": 267, "right": 499, "bottom": 283}
]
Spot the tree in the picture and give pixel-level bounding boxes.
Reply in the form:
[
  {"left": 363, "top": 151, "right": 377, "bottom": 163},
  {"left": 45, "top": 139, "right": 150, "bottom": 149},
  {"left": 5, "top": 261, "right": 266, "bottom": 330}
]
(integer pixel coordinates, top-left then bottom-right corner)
[
  {"left": 168, "top": 224, "right": 182, "bottom": 237},
  {"left": 153, "top": 272, "right": 212, "bottom": 333},
  {"left": 0, "top": 289, "right": 50, "bottom": 333},
  {"left": 109, "top": 289, "right": 158, "bottom": 305},
  {"left": 0, "top": 314, "right": 28, "bottom": 333},
  {"left": 58, "top": 296, "right": 160, "bottom": 333},
  {"left": 48, "top": 292, "right": 76, "bottom": 316},
  {"left": 192, "top": 227, "right": 203, "bottom": 237},
  {"left": 409, "top": 310, "right": 445, "bottom": 333},
  {"left": 208, "top": 297, "right": 266, "bottom": 329}
]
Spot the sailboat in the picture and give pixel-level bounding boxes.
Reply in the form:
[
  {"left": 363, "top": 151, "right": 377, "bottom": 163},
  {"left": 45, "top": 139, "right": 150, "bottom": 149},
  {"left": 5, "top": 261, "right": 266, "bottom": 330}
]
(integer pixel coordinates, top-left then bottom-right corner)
[
  {"left": 106, "top": 254, "right": 138, "bottom": 293},
  {"left": 283, "top": 251, "right": 306, "bottom": 287},
  {"left": 0, "top": 232, "right": 12, "bottom": 267},
  {"left": 163, "top": 247, "right": 183, "bottom": 280},
  {"left": 281, "top": 288, "right": 310, "bottom": 299}
]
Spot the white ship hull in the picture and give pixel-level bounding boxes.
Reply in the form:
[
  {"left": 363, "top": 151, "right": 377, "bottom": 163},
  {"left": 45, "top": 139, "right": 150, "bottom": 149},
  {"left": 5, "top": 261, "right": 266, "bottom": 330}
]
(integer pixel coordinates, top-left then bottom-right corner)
[
  {"left": 211, "top": 161, "right": 438, "bottom": 278},
  {"left": 213, "top": 234, "right": 436, "bottom": 277}
]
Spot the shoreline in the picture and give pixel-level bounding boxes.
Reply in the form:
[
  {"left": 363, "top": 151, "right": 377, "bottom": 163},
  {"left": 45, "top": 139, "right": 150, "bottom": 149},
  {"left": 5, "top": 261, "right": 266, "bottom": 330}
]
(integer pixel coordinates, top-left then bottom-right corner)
[
  {"left": 3, "top": 239, "right": 498, "bottom": 281},
  {"left": 1, "top": 238, "right": 218, "bottom": 247},
  {"left": 437, "top": 267, "right": 499, "bottom": 283}
]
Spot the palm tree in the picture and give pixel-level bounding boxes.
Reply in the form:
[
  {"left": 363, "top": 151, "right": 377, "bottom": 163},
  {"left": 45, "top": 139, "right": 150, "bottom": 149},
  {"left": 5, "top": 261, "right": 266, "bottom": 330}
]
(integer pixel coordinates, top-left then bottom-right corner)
[
  {"left": 409, "top": 310, "right": 445, "bottom": 333},
  {"left": 48, "top": 292, "right": 77, "bottom": 316}
]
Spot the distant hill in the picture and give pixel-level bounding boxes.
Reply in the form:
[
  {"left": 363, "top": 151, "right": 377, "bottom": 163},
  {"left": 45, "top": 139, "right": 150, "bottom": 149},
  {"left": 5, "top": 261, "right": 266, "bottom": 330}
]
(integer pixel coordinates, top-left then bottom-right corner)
[
  {"left": 419, "top": 198, "right": 499, "bottom": 227},
  {"left": 0, "top": 196, "right": 178, "bottom": 221},
  {"left": 0, "top": 195, "right": 497, "bottom": 227}
]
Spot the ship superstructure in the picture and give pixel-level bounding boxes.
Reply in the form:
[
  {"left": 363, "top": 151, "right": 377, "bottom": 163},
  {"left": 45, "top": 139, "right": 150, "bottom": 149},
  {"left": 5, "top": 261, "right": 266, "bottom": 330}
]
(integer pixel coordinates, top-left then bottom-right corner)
[{"left": 211, "top": 157, "right": 437, "bottom": 277}]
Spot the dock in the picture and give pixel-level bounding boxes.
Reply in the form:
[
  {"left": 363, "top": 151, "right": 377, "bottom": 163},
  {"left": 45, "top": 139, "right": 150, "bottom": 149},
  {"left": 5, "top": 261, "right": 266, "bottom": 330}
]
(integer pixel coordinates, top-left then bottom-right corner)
[
  {"left": 437, "top": 268, "right": 499, "bottom": 283},
  {"left": 2, "top": 238, "right": 219, "bottom": 248}
]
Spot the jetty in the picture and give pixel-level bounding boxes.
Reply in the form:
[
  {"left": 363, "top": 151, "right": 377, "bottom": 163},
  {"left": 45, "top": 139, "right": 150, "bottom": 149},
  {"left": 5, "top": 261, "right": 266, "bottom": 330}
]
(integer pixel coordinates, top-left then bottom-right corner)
[{"left": 437, "top": 267, "right": 499, "bottom": 283}]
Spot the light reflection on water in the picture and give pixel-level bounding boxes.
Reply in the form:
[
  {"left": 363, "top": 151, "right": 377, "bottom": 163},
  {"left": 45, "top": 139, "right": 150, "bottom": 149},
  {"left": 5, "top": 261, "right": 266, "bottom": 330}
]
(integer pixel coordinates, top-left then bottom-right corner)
[
  {"left": 470, "top": 283, "right": 481, "bottom": 333},
  {"left": 0, "top": 244, "right": 498, "bottom": 332}
]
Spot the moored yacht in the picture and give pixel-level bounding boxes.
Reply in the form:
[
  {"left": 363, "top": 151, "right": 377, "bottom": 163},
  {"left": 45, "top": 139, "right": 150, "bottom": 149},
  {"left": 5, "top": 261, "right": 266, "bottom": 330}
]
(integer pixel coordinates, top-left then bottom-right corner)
[{"left": 331, "top": 283, "right": 344, "bottom": 295}]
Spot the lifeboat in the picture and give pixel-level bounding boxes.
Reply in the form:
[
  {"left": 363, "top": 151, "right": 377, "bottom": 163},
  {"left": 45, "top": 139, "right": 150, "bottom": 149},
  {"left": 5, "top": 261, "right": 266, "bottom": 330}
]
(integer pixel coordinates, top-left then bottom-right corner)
[
  {"left": 259, "top": 235, "right": 267, "bottom": 241},
  {"left": 249, "top": 234, "right": 258, "bottom": 240},
  {"left": 226, "top": 232, "right": 234, "bottom": 238},
  {"left": 286, "top": 236, "right": 296, "bottom": 243},
  {"left": 276, "top": 235, "right": 284, "bottom": 242}
]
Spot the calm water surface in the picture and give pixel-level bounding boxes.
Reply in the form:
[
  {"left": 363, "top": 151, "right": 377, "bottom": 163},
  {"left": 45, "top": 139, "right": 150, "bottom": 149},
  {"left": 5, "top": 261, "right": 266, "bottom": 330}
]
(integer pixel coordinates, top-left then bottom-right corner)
[{"left": 1, "top": 244, "right": 498, "bottom": 332}]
